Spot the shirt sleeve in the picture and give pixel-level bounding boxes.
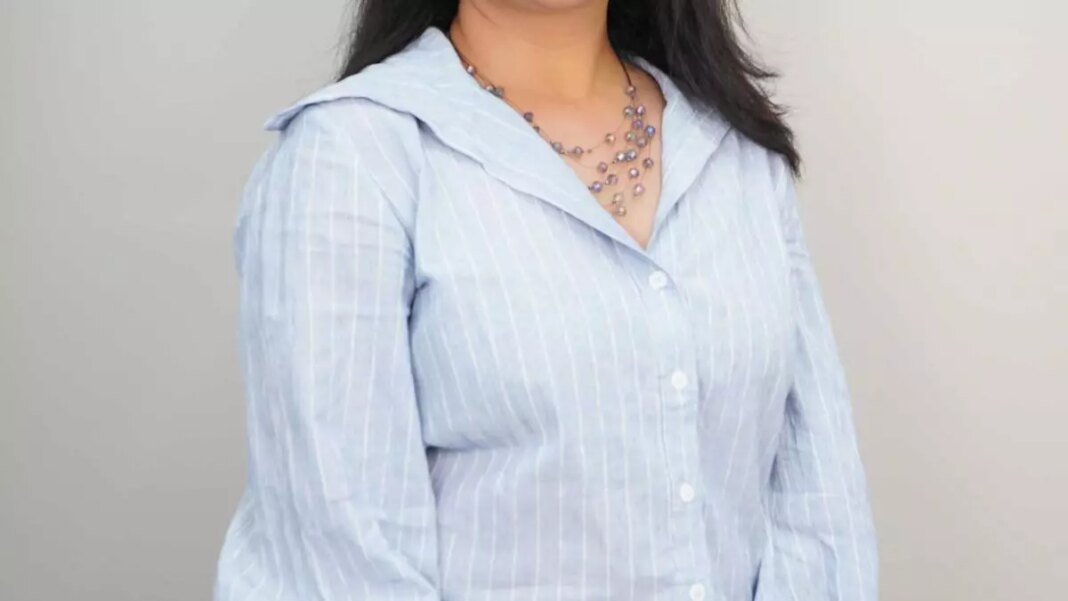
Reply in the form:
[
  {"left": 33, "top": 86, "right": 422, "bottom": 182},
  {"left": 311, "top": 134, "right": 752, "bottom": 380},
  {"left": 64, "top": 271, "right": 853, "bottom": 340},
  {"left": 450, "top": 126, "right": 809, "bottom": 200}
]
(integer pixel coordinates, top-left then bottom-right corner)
[
  {"left": 214, "top": 105, "right": 440, "bottom": 600},
  {"left": 755, "top": 158, "right": 880, "bottom": 600}
]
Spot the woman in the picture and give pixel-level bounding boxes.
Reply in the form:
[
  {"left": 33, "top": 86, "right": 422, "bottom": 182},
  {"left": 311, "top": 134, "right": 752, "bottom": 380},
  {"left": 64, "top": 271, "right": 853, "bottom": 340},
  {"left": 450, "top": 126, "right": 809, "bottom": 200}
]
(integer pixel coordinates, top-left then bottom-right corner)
[{"left": 214, "top": 1, "right": 878, "bottom": 599}]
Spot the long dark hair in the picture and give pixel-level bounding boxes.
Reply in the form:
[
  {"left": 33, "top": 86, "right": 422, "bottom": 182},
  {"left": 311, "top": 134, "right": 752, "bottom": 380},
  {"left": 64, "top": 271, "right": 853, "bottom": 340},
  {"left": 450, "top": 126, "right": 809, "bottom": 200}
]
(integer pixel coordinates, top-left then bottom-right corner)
[{"left": 339, "top": 0, "right": 800, "bottom": 174}]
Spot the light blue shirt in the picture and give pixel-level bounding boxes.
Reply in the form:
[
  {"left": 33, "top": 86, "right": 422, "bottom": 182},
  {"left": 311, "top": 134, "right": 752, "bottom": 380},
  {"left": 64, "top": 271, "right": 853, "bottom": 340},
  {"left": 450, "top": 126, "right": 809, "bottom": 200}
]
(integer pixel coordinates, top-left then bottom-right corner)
[{"left": 214, "top": 25, "right": 878, "bottom": 601}]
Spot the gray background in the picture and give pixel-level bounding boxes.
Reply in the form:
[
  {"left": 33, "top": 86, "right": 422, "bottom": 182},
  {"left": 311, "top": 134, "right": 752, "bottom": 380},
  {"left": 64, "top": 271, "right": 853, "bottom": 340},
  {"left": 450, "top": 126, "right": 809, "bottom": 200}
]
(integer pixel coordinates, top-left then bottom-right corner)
[{"left": 1, "top": 1, "right": 1065, "bottom": 600}]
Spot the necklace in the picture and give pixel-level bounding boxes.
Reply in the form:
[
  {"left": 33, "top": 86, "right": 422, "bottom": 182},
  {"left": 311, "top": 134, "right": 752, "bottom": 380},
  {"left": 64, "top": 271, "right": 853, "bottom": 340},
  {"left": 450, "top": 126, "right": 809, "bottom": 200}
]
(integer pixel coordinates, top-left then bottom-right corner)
[{"left": 448, "top": 40, "right": 658, "bottom": 218}]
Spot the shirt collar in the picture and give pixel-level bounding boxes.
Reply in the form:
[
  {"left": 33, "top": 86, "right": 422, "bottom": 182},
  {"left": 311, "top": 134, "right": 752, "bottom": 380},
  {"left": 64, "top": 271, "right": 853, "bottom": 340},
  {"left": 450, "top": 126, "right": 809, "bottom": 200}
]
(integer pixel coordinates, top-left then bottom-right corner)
[{"left": 267, "top": 26, "right": 731, "bottom": 256}]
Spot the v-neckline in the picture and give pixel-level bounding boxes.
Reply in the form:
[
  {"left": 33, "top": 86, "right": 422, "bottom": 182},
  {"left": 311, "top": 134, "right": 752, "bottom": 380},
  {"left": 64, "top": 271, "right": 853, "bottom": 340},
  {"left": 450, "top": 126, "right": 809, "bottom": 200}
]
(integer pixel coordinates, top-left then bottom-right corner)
[
  {"left": 435, "top": 34, "right": 690, "bottom": 257},
  {"left": 578, "top": 59, "right": 668, "bottom": 253}
]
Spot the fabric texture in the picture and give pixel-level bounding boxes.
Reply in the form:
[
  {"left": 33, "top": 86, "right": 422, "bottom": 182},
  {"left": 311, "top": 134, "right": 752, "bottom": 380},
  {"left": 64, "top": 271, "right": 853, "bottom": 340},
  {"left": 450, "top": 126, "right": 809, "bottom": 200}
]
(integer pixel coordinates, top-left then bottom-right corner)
[{"left": 214, "top": 25, "right": 878, "bottom": 601}]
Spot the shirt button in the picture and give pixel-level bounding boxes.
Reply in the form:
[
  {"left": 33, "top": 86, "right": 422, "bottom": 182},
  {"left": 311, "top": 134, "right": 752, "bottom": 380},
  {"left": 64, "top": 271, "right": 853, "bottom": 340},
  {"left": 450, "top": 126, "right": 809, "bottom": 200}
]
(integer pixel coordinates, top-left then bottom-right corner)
[
  {"left": 689, "top": 583, "right": 706, "bottom": 601},
  {"left": 647, "top": 270, "right": 669, "bottom": 290},
  {"left": 670, "top": 370, "right": 689, "bottom": 391},
  {"left": 678, "top": 482, "right": 696, "bottom": 503}
]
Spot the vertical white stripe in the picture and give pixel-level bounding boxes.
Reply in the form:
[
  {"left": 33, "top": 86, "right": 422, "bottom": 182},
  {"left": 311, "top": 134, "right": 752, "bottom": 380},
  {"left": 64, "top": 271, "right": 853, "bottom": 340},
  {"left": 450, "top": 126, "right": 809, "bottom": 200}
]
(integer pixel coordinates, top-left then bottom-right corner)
[
  {"left": 557, "top": 217, "right": 623, "bottom": 599},
  {"left": 473, "top": 167, "right": 562, "bottom": 594},
  {"left": 529, "top": 198, "right": 594, "bottom": 600},
  {"left": 610, "top": 242, "right": 662, "bottom": 601},
  {"left": 499, "top": 187, "right": 578, "bottom": 601}
]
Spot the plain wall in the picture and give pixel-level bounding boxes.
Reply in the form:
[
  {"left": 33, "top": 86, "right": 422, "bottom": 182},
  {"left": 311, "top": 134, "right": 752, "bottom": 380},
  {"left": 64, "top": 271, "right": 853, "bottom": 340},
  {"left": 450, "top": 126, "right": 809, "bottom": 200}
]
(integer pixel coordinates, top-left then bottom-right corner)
[{"left": 1, "top": 1, "right": 1064, "bottom": 600}]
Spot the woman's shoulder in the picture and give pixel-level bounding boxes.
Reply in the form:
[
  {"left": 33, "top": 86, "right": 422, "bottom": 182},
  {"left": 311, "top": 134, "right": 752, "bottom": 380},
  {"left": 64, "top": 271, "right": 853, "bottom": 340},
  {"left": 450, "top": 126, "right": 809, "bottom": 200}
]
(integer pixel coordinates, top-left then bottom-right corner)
[
  {"left": 267, "top": 77, "right": 415, "bottom": 136},
  {"left": 261, "top": 76, "right": 426, "bottom": 209}
]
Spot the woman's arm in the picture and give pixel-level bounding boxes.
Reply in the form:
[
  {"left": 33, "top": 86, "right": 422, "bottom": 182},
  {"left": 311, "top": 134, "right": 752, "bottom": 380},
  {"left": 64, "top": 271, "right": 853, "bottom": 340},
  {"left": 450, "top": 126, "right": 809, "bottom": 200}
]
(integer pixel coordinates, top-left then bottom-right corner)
[
  {"left": 756, "top": 157, "right": 879, "bottom": 600},
  {"left": 214, "top": 105, "right": 440, "bottom": 600}
]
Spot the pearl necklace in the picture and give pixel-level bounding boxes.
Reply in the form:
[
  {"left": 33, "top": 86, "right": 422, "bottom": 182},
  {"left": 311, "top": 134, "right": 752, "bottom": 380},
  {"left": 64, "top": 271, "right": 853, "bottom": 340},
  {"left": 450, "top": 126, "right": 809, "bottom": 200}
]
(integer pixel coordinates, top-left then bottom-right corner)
[{"left": 450, "top": 43, "right": 658, "bottom": 218}]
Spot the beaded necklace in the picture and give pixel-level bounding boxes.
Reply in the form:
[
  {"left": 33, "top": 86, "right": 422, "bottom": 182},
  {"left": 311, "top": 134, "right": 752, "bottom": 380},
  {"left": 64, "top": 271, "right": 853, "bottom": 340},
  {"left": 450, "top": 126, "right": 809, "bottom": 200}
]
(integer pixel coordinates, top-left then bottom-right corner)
[{"left": 449, "top": 40, "right": 658, "bottom": 218}]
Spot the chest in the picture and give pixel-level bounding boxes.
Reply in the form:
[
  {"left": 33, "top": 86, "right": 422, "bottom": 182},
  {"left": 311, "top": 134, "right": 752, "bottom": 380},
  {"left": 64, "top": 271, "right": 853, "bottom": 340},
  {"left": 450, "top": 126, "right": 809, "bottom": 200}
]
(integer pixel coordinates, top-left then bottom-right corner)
[{"left": 406, "top": 142, "right": 797, "bottom": 441}]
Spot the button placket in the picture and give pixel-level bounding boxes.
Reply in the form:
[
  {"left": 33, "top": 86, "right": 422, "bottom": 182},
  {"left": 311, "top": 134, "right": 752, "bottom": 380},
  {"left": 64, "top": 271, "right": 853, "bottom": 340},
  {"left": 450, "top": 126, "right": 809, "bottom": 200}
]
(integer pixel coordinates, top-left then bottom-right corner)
[
  {"left": 669, "top": 365, "right": 700, "bottom": 511},
  {"left": 635, "top": 259, "right": 711, "bottom": 592}
]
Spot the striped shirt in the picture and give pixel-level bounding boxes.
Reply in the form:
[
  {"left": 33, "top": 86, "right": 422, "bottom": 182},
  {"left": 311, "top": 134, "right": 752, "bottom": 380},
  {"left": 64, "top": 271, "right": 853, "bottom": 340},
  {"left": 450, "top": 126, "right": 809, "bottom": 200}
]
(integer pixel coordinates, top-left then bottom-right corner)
[{"left": 214, "top": 25, "right": 878, "bottom": 601}]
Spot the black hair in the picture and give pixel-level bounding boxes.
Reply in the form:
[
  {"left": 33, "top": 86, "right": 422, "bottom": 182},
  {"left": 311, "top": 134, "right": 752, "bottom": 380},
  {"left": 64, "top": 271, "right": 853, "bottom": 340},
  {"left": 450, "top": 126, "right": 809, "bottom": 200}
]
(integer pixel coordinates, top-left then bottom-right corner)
[{"left": 339, "top": 0, "right": 799, "bottom": 174}]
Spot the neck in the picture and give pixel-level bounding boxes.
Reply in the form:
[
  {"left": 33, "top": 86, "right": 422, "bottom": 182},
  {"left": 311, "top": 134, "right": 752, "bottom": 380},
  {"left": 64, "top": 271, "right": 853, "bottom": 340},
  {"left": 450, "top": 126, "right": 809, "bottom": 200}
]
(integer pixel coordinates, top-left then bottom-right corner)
[{"left": 448, "top": 0, "right": 620, "bottom": 102}]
